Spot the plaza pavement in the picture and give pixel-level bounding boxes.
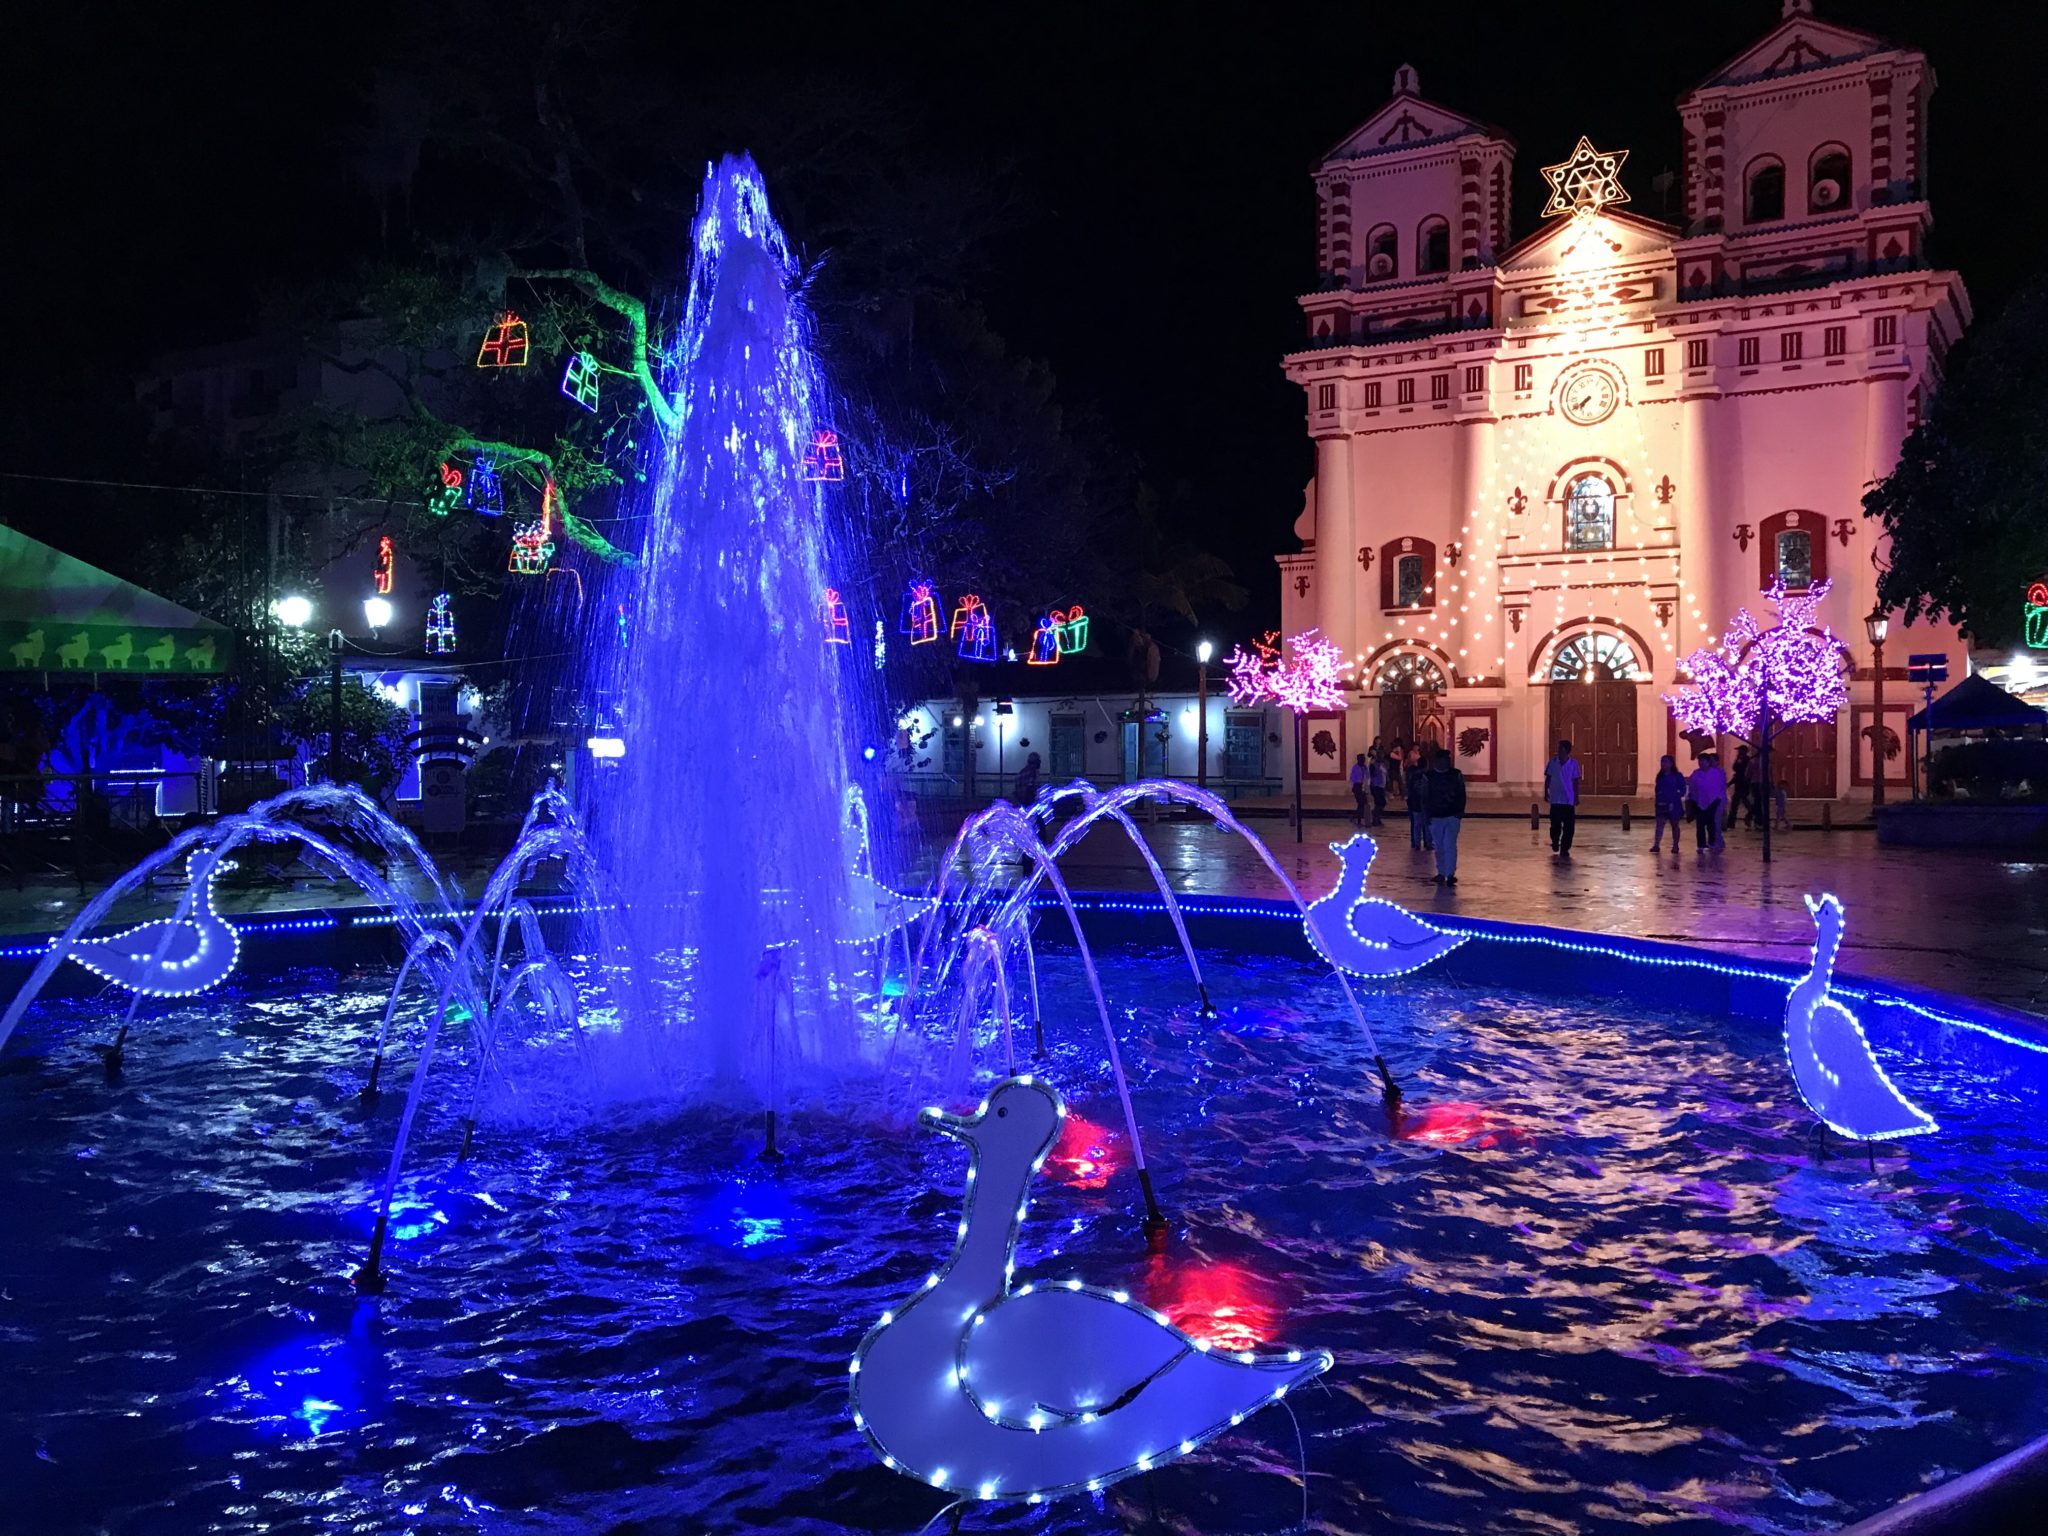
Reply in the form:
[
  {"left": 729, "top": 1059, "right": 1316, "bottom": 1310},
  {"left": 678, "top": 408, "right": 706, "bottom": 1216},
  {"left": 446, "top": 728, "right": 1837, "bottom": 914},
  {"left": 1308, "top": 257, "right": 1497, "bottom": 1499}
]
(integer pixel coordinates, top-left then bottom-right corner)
[{"left": 939, "top": 806, "right": 2048, "bottom": 1019}]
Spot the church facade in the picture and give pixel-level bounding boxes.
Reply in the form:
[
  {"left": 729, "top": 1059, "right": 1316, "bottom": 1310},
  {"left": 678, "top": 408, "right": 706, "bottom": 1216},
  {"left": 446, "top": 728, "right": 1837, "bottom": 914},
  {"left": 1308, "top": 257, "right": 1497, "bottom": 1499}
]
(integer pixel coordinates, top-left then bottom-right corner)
[{"left": 1277, "top": 3, "right": 1970, "bottom": 801}]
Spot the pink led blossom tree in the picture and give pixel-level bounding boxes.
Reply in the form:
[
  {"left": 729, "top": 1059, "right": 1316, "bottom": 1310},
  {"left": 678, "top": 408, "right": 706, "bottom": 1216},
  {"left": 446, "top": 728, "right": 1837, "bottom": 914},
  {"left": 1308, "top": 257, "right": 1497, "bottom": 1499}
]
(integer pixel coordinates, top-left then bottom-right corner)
[
  {"left": 1230, "top": 628, "right": 1349, "bottom": 841},
  {"left": 1665, "top": 579, "right": 1849, "bottom": 862}
]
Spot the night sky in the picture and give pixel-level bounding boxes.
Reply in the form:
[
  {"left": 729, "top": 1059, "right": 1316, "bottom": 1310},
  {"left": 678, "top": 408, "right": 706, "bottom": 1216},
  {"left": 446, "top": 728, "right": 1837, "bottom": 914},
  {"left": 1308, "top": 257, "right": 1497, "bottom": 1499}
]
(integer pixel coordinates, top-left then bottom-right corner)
[{"left": 11, "top": 1, "right": 2042, "bottom": 625}]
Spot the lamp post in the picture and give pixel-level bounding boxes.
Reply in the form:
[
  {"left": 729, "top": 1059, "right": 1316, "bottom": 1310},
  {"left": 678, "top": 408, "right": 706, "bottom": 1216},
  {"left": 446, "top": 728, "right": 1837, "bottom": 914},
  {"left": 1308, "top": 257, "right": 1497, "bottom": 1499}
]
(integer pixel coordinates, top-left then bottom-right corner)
[
  {"left": 1195, "top": 640, "right": 1213, "bottom": 791},
  {"left": 1865, "top": 608, "right": 1889, "bottom": 810},
  {"left": 326, "top": 628, "right": 345, "bottom": 783}
]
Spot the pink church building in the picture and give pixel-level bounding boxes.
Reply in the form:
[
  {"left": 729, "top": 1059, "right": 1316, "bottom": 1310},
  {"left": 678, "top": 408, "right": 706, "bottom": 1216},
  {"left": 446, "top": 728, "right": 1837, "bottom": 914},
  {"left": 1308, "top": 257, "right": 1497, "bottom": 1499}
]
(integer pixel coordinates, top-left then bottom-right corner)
[{"left": 1277, "top": 2, "right": 1969, "bottom": 802}]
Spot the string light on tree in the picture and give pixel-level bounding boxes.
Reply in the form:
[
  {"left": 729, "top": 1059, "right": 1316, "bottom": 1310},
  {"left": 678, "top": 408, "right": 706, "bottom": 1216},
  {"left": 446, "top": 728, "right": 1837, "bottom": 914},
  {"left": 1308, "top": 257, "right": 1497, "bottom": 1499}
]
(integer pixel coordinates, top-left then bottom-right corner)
[
  {"left": 824, "top": 587, "right": 851, "bottom": 645},
  {"left": 803, "top": 430, "right": 845, "bottom": 482},
  {"left": 425, "top": 594, "right": 457, "bottom": 655},
  {"left": 956, "top": 598, "right": 997, "bottom": 663},
  {"left": 466, "top": 456, "right": 504, "bottom": 517},
  {"left": 900, "top": 580, "right": 941, "bottom": 645},
  {"left": 372, "top": 536, "right": 395, "bottom": 596},
  {"left": 2026, "top": 580, "right": 2048, "bottom": 649},
  {"left": 1028, "top": 614, "right": 1061, "bottom": 666},
  {"left": 1665, "top": 579, "right": 1849, "bottom": 738},
  {"left": 561, "top": 351, "right": 601, "bottom": 411},
  {"left": 1053, "top": 605, "right": 1089, "bottom": 655},
  {"left": 428, "top": 460, "right": 464, "bottom": 515}
]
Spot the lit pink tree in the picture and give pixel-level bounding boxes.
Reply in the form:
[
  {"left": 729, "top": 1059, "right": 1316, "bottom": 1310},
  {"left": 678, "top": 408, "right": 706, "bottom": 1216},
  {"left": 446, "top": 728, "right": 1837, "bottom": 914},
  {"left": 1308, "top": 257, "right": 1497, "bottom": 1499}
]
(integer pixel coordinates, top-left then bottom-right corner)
[
  {"left": 1665, "top": 579, "right": 1849, "bottom": 860},
  {"left": 1230, "top": 628, "right": 1349, "bottom": 841}
]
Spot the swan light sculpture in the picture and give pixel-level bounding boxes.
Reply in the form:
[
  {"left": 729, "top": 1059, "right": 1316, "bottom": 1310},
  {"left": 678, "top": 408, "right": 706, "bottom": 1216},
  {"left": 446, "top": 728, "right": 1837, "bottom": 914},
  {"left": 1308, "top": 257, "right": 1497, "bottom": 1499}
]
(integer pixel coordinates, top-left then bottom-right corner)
[
  {"left": 62, "top": 848, "right": 242, "bottom": 999},
  {"left": 850, "top": 1075, "right": 1330, "bottom": 1505},
  {"left": 1785, "top": 893, "right": 1936, "bottom": 1141},
  {"left": 1304, "top": 834, "right": 1467, "bottom": 978}
]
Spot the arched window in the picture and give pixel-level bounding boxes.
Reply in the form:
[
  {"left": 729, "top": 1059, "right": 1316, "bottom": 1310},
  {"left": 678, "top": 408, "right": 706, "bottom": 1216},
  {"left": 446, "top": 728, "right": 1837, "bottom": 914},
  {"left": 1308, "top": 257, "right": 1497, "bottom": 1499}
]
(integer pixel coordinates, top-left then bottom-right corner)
[
  {"left": 1776, "top": 528, "right": 1814, "bottom": 588},
  {"left": 1366, "top": 224, "right": 1398, "bottom": 281},
  {"left": 1378, "top": 536, "right": 1436, "bottom": 610},
  {"left": 1564, "top": 474, "right": 1615, "bottom": 551},
  {"left": 1758, "top": 510, "right": 1828, "bottom": 589},
  {"left": 1808, "top": 145, "right": 1852, "bottom": 213},
  {"left": 1417, "top": 217, "right": 1450, "bottom": 275},
  {"left": 1376, "top": 653, "right": 1447, "bottom": 693},
  {"left": 1550, "top": 633, "right": 1641, "bottom": 682},
  {"left": 1745, "top": 157, "right": 1785, "bottom": 224}
]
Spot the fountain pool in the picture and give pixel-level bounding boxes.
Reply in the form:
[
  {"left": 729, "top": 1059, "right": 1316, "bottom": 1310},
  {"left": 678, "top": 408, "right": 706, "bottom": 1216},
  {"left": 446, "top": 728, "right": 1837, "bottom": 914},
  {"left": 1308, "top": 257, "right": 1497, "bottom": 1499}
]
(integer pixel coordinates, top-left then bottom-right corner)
[{"left": 4, "top": 936, "right": 2046, "bottom": 1534}]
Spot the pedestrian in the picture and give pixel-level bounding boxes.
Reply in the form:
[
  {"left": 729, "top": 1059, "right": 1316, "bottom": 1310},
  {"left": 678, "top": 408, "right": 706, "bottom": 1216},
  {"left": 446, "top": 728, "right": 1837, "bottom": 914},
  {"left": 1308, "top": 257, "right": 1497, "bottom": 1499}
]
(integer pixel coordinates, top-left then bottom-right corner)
[
  {"left": 1650, "top": 753, "right": 1686, "bottom": 853},
  {"left": 1012, "top": 751, "right": 1042, "bottom": 803},
  {"left": 1369, "top": 752, "right": 1389, "bottom": 826},
  {"left": 1425, "top": 746, "right": 1466, "bottom": 885},
  {"left": 1405, "top": 748, "right": 1433, "bottom": 850},
  {"left": 1730, "top": 743, "right": 1755, "bottom": 829},
  {"left": 1543, "top": 738, "right": 1582, "bottom": 857},
  {"left": 1771, "top": 771, "right": 1790, "bottom": 830},
  {"left": 1688, "top": 751, "right": 1728, "bottom": 852},
  {"left": 1349, "top": 753, "right": 1368, "bottom": 827}
]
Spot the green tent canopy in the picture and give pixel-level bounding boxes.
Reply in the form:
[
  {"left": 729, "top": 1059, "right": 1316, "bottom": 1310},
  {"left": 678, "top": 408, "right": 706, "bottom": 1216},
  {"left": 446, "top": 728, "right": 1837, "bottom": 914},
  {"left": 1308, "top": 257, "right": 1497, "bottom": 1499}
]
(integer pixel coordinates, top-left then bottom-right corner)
[{"left": 0, "top": 523, "right": 233, "bottom": 676}]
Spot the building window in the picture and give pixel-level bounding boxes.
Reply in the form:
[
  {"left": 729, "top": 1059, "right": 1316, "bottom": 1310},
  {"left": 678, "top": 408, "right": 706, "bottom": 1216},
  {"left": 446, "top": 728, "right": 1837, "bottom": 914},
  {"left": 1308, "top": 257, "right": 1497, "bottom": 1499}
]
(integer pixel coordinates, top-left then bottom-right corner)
[
  {"left": 1549, "top": 632, "right": 1641, "bottom": 682},
  {"left": 1686, "top": 338, "right": 1710, "bottom": 369},
  {"left": 1223, "top": 710, "right": 1265, "bottom": 783},
  {"left": 1364, "top": 381, "right": 1382, "bottom": 408},
  {"left": 1376, "top": 652, "right": 1448, "bottom": 693},
  {"left": 1366, "top": 224, "right": 1398, "bottom": 280},
  {"left": 1379, "top": 537, "right": 1436, "bottom": 611},
  {"left": 1757, "top": 510, "right": 1829, "bottom": 590},
  {"left": 1738, "top": 336, "right": 1761, "bottom": 367},
  {"left": 1781, "top": 331, "right": 1803, "bottom": 362},
  {"left": 1645, "top": 347, "right": 1665, "bottom": 380},
  {"left": 1049, "top": 712, "right": 1086, "bottom": 780},
  {"left": 1464, "top": 364, "right": 1484, "bottom": 393},
  {"left": 1564, "top": 473, "right": 1616, "bottom": 552},
  {"left": 1824, "top": 325, "right": 1846, "bottom": 356},
  {"left": 1397, "top": 377, "right": 1415, "bottom": 405},
  {"left": 1417, "top": 216, "right": 1450, "bottom": 275},
  {"left": 1316, "top": 383, "right": 1336, "bottom": 410},
  {"left": 1874, "top": 315, "right": 1898, "bottom": 347},
  {"left": 1430, "top": 373, "right": 1449, "bottom": 401},
  {"left": 1745, "top": 158, "right": 1785, "bottom": 223},
  {"left": 1395, "top": 554, "right": 1427, "bottom": 607},
  {"left": 1809, "top": 145, "right": 1852, "bottom": 214},
  {"left": 1514, "top": 363, "right": 1533, "bottom": 391},
  {"left": 1776, "top": 528, "right": 1814, "bottom": 589}
]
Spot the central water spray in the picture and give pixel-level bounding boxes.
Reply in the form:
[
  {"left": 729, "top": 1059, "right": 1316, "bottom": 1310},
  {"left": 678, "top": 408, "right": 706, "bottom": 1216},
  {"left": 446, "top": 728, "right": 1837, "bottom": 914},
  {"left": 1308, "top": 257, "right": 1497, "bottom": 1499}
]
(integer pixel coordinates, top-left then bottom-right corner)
[{"left": 588, "top": 156, "right": 870, "bottom": 1095}]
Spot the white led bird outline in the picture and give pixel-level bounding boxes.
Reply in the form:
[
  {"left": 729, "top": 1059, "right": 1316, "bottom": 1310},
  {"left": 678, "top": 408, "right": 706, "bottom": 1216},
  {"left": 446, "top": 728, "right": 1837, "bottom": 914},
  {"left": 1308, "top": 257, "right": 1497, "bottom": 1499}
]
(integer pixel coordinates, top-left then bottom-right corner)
[
  {"left": 60, "top": 849, "right": 243, "bottom": 1000},
  {"left": 1303, "top": 834, "right": 1468, "bottom": 978},
  {"left": 848, "top": 1075, "right": 1330, "bottom": 1505},
  {"left": 1784, "top": 893, "right": 1937, "bottom": 1142}
]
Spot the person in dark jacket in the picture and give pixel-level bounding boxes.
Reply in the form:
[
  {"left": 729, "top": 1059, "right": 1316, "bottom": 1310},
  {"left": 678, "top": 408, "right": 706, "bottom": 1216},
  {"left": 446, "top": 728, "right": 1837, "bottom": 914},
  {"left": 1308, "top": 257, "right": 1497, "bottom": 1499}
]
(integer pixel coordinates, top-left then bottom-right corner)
[
  {"left": 1404, "top": 749, "right": 1433, "bottom": 851},
  {"left": 1650, "top": 753, "right": 1686, "bottom": 853},
  {"left": 1424, "top": 748, "right": 1467, "bottom": 885}
]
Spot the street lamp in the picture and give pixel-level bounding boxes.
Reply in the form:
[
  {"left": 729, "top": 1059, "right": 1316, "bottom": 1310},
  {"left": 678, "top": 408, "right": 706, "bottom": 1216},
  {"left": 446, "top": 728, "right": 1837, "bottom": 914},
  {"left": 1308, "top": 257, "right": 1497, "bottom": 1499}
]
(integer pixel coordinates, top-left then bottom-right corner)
[
  {"left": 274, "top": 594, "right": 313, "bottom": 628},
  {"left": 1866, "top": 607, "right": 1890, "bottom": 810},
  {"left": 363, "top": 596, "right": 394, "bottom": 632},
  {"left": 1195, "top": 640, "right": 1213, "bottom": 791}
]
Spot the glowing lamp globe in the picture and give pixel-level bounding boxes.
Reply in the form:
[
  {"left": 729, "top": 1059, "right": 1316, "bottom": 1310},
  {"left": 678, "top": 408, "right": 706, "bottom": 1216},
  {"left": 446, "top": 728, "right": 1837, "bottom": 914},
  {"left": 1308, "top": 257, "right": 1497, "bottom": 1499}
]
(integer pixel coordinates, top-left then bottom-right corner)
[
  {"left": 1197, "top": 640, "right": 1214, "bottom": 664},
  {"left": 274, "top": 594, "right": 313, "bottom": 628},
  {"left": 363, "top": 596, "right": 395, "bottom": 631}
]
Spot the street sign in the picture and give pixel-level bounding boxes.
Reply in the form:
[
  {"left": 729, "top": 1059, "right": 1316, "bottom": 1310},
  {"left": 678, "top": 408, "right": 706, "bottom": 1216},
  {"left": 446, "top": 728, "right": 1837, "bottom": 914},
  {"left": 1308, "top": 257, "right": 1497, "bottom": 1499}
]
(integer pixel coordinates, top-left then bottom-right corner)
[{"left": 1907, "top": 653, "right": 1948, "bottom": 684}]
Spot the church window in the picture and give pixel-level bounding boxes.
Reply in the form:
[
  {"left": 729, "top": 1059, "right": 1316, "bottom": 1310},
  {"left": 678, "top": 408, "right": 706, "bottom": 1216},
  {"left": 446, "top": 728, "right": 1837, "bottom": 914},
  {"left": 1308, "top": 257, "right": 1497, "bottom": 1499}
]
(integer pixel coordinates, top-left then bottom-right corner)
[
  {"left": 1417, "top": 217, "right": 1450, "bottom": 275},
  {"left": 1513, "top": 363, "right": 1533, "bottom": 392},
  {"left": 1564, "top": 473, "right": 1616, "bottom": 552},
  {"left": 1808, "top": 145, "right": 1852, "bottom": 214},
  {"left": 1645, "top": 347, "right": 1665, "bottom": 379},
  {"left": 1738, "top": 336, "right": 1761, "bottom": 367},
  {"left": 1464, "top": 365, "right": 1484, "bottom": 393},
  {"left": 1824, "top": 325, "right": 1846, "bottom": 356},
  {"left": 1377, "top": 652, "right": 1448, "bottom": 693},
  {"left": 1316, "top": 383, "right": 1336, "bottom": 410},
  {"left": 1430, "top": 373, "right": 1449, "bottom": 401},
  {"left": 1745, "top": 158, "right": 1785, "bottom": 223},
  {"left": 1395, "top": 554, "right": 1426, "bottom": 607},
  {"left": 1776, "top": 528, "right": 1814, "bottom": 589},
  {"left": 1366, "top": 224, "right": 1398, "bottom": 280},
  {"left": 1874, "top": 315, "right": 1898, "bottom": 347},
  {"left": 1550, "top": 632, "right": 1640, "bottom": 682},
  {"left": 1364, "top": 382, "right": 1382, "bottom": 408},
  {"left": 1687, "top": 338, "right": 1710, "bottom": 369},
  {"left": 1397, "top": 377, "right": 1415, "bottom": 405},
  {"left": 1781, "top": 331, "right": 1803, "bottom": 362}
]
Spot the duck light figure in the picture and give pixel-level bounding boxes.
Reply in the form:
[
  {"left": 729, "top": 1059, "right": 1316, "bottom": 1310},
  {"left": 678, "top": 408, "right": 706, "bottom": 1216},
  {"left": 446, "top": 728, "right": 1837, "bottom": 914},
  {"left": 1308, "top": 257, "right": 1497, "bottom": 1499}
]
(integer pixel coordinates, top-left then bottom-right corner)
[
  {"left": 1786, "top": 893, "right": 1936, "bottom": 1141},
  {"left": 1304, "top": 834, "right": 1467, "bottom": 978},
  {"left": 841, "top": 870, "right": 938, "bottom": 946},
  {"left": 850, "top": 1076, "right": 1330, "bottom": 1505},
  {"left": 63, "top": 848, "right": 241, "bottom": 999}
]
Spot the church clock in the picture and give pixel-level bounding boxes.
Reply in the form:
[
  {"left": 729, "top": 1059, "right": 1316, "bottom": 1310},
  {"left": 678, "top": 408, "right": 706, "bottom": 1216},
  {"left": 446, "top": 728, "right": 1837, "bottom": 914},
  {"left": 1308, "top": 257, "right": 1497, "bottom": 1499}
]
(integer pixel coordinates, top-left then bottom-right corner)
[{"left": 1558, "top": 365, "right": 1619, "bottom": 426}]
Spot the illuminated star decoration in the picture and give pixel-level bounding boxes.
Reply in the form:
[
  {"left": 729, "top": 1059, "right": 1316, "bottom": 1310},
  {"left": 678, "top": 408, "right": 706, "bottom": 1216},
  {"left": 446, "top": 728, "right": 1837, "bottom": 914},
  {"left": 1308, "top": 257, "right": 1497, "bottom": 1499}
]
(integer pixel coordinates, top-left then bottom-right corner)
[
  {"left": 1541, "top": 135, "right": 1631, "bottom": 220},
  {"left": 1665, "top": 579, "right": 1848, "bottom": 738}
]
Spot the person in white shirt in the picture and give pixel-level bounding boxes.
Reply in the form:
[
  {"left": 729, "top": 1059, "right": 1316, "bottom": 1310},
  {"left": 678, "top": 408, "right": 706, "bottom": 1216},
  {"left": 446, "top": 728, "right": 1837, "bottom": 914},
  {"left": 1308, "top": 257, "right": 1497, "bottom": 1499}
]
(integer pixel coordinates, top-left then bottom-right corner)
[
  {"left": 1688, "top": 753, "right": 1728, "bottom": 852},
  {"left": 1543, "top": 739, "right": 1583, "bottom": 857}
]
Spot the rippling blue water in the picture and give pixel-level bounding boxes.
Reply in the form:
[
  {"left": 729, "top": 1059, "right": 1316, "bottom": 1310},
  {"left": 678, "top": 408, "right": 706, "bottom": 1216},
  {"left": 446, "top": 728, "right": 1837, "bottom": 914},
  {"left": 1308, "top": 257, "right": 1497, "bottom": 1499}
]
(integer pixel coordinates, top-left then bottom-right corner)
[{"left": 4, "top": 947, "right": 2047, "bottom": 1534}]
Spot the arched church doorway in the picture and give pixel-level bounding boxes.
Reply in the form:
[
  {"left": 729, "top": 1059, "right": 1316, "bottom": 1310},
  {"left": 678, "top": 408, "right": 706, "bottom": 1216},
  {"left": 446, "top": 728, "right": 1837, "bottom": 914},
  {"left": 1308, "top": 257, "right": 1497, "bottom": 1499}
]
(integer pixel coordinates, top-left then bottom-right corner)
[
  {"left": 1544, "top": 632, "right": 1641, "bottom": 795},
  {"left": 1374, "top": 652, "right": 1448, "bottom": 753}
]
